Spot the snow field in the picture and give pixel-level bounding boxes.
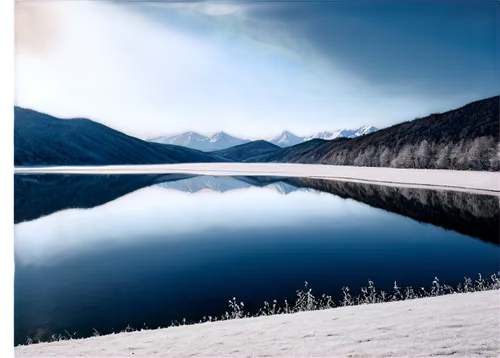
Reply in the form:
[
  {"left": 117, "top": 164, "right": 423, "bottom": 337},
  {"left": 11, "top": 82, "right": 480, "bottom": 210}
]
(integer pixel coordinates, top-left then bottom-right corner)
[
  {"left": 14, "top": 163, "right": 500, "bottom": 195},
  {"left": 15, "top": 290, "right": 500, "bottom": 357}
]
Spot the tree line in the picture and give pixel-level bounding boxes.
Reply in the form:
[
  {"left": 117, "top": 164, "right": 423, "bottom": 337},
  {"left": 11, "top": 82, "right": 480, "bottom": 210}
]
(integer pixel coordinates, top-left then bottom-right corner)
[{"left": 315, "top": 136, "right": 499, "bottom": 171}]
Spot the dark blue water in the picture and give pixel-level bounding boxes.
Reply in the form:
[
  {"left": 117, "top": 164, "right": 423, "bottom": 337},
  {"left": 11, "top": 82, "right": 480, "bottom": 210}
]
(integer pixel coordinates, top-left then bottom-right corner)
[{"left": 14, "top": 174, "right": 500, "bottom": 345}]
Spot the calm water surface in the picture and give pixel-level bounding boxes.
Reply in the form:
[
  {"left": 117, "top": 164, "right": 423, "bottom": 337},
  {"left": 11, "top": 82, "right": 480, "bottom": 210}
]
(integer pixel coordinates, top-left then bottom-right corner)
[{"left": 14, "top": 174, "right": 500, "bottom": 344}]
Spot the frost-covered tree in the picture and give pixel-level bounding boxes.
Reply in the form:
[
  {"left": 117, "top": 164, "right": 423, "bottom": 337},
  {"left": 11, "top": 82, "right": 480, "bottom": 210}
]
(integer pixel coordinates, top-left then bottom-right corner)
[
  {"left": 435, "top": 144, "right": 451, "bottom": 169},
  {"left": 466, "top": 139, "right": 480, "bottom": 170},
  {"left": 415, "top": 140, "right": 430, "bottom": 168},
  {"left": 489, "top": 141, "right": 500, "bottom": 171},
  {"left": 449, "top": 140, "right": 466, "bottom": 170},
  {"left": 378, "top": 147, "right": 392, "bottom": 167},
  {"left": 354, "top": 146, "right": 376, "bottom": 166},
  {"left": 391, "top": 145, "right": 415, "bottom": 168}
]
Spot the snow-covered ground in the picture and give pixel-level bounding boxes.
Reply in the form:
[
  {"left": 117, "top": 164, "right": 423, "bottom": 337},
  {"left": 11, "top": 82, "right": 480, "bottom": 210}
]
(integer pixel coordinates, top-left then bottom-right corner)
[
  {"left": 14, "top": 163, "right": 500, "bottom": 195},
  {"left": 15, "top": 290, "right": 499, "bottom": 357}
]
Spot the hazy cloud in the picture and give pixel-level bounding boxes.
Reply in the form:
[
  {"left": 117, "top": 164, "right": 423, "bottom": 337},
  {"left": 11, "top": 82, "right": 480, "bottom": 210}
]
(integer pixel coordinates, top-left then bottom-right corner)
[
  {"left": 15, "top": 0, "right": 61, "bottom": 55},
  {"left": 14, "top": 0, "right": 499, "bottom": 138}
]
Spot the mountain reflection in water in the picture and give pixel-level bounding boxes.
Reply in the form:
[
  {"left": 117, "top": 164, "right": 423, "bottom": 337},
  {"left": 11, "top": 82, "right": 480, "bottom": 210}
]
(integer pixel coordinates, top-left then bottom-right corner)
[{"left": 14, "top": 174, "right": 499, "bottom": 245}]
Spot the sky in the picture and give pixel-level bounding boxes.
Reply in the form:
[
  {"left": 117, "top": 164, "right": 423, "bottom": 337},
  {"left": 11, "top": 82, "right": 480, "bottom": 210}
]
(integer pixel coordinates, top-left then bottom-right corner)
[{"left": 14, "top": 0, "right": 499, "bottom": 139}]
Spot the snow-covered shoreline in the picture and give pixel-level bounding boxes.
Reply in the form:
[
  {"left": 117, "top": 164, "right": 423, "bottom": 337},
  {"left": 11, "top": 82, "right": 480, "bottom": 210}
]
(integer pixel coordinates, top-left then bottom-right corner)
[
  {"left": 15, "top": 290, "right": 500, "bottom": 357},
  {"left": 14, "top": 163, "right": 500, "bottom": 195}
]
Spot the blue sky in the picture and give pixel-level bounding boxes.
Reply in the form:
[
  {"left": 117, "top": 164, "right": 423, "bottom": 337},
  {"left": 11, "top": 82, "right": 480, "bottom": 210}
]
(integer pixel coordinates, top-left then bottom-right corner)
[{"left": 14, "top": 0, "right": 499, "bottom": 139}]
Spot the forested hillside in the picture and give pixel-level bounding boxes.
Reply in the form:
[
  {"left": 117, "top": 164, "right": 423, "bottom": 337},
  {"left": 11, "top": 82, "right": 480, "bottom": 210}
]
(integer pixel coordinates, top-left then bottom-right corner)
[
  {"left": 297, "top": 96, "right": 499, "bottom": 171},
  {"left": 248, "top": 96, "right": 499, "bottom": 171}
]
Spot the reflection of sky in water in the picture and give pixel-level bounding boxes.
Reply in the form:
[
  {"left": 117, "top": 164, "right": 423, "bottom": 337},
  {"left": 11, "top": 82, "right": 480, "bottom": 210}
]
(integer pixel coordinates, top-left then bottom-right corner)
[
  {"left": 15, "top": 188, "right": 371, "bottom": 240},
  {"left": 14, "top": 184, "right": 500, "bottom": 345}
]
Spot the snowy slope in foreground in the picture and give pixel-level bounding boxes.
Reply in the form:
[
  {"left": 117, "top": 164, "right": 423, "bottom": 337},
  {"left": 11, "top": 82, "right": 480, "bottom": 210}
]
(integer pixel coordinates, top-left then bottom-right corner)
[
  {"left": 15, "top": 290, "right": 500, "bottom": 357},
  {"left": 15, "top": 163, "right": 500, "bottom": 195}
]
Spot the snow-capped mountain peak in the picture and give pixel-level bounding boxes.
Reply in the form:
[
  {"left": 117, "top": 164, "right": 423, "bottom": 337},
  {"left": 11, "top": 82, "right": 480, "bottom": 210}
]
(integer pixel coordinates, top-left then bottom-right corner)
[
  {"left": 303, "top": 131, "right": 335, "bottom": 141},
  {"left": 355, "top": 125, "right": 378, "bottom": 136},
  {"left": 331, "top": 129, "right": 354, "bottom": 138},
  {"left": 305, "top": 126, "right": 378, "bottom": 141},
  {"left": 207, "top": 131, "right": 234, "bottom": 142},
  {"left": 147, "top": 131, "right": 207, "bottom": 146},
  {"left": 206, "top": 131, "right": 250, "bottom": 147},
  {"left": 148, "top": 131, "right": 249, "bottom": 152},
  {"left": 268, "top": 130, "right": 304, "bottom": 147}
]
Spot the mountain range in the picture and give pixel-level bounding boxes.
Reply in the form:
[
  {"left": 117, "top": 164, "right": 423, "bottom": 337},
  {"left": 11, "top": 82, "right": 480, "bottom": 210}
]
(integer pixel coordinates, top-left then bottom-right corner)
[
  {"left": 14, "top": 96, "right": 499, "bottom": 171},
  {"left": 147, "top": 126, "right": 378, "bottom": 151}
]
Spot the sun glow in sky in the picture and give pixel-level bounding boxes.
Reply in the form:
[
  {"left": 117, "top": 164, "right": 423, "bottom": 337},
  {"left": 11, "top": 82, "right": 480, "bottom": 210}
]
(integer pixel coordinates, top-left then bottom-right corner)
[{"left": 14, "top": 0, "right": 499, "bottom": 138}]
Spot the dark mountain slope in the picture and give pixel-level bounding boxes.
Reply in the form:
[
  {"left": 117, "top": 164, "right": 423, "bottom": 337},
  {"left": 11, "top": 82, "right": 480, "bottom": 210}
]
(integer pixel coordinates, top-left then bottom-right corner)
[
  {"left": 14, "top": 107, "right": 228, "bottom": 166},
  {"left": 289, "top": 96, "right": 499, "bottom": 171},
  {"left": 243, "top": 138, "right": 329, "bottom": 163},
  {"left": 212, "top": 140, "right": 280, "bottom": 161}
]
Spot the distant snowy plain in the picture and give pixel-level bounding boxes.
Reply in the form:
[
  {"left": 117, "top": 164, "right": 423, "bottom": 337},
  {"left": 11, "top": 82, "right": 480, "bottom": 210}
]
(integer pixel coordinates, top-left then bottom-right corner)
[
  {"left": 14, "top": 163, "right": 500, "bottom": 195},
  {"left": 15, "top": 290, "right": 500, "bottom": 357}
]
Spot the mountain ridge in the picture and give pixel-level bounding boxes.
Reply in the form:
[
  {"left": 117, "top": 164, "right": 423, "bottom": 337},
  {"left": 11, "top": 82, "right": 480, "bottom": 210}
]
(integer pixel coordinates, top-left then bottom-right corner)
[
  {"left": 14, "top": 107, "right": 228, "bottom": 166},
  {"left": 148, "top": 126, "right": 378, "bottom": 151}
]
